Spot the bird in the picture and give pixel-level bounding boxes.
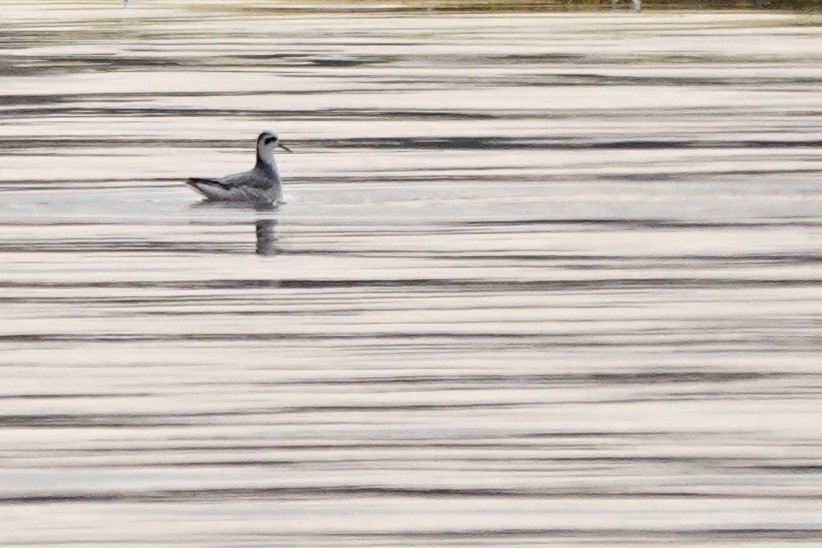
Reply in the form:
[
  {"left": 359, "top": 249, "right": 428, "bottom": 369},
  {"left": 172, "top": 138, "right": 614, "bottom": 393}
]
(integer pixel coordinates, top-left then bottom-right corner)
[{"left": 186, "top": 131, "right": 292, "bottom": 204}]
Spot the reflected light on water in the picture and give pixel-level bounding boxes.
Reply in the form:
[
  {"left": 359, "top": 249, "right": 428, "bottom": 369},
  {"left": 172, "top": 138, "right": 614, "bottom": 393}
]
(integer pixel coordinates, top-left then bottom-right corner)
[{"left": 0, "top": 1, "right": 821, "bottom": 545}]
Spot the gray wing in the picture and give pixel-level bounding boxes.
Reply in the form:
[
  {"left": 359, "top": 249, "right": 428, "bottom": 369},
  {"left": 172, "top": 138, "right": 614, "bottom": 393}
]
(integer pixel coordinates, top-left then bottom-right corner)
[{"left": 218, "top": 169, "right": 277, "bottom": 189}]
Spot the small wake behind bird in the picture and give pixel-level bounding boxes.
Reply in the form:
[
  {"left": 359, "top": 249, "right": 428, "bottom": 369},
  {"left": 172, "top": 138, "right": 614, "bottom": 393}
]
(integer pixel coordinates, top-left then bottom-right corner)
[{"left": 186, "top": 131, "right": 292, "bottom": 205}]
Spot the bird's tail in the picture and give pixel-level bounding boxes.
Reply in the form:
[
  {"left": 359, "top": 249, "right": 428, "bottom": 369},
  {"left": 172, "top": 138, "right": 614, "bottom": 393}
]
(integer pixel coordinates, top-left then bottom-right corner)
[{"left": 186, "top": 178, "right": 230, "bottom": 199}]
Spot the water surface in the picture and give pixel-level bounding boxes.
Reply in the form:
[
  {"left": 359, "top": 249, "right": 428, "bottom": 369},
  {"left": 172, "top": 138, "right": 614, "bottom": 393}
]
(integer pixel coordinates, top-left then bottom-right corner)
[{"left": 1, "top": 3, "right": 821, "bottom": 545}]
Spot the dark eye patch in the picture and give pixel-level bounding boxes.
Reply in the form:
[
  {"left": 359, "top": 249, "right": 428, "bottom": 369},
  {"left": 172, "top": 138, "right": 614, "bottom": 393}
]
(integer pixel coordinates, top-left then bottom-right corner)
[{"left": 264, "top": 136, "right": 277, "bottom": 145}]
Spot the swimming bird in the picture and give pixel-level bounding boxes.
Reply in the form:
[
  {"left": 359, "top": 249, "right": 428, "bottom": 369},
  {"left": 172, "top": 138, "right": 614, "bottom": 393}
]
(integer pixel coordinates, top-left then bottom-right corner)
[{"left": 186, "top": 131, "right": 292, "bottom": 203}]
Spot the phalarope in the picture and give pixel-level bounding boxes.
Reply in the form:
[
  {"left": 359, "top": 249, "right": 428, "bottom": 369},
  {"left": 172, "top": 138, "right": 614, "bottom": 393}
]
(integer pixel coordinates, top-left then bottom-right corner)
[{"left": 186, "top": 131, "right": 292, "bottom": 203}]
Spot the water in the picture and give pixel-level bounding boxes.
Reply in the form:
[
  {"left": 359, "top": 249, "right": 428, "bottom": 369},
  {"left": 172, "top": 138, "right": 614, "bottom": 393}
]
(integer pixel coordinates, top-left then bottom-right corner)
[{"left": 1, "top": 2, "right": 821, "bottom": 545}]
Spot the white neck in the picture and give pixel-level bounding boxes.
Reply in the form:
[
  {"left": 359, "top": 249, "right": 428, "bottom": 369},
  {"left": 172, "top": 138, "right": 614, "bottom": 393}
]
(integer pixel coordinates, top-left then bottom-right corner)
[{"left": 256, "top": 144, "right": 278, "bottom": 175}]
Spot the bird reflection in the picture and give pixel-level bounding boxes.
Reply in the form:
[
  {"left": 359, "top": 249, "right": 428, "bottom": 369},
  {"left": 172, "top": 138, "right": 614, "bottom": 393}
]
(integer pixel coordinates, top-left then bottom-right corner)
[
  {"left": 190, "top": 200, "right": 280, "bottom": 256},
  {"left": 255, "top": 219, "right": 278, "bottom": 256}
]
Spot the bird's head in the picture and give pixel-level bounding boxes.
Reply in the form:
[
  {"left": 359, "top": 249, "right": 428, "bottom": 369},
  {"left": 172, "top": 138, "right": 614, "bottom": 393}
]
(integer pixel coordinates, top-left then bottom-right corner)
[{"left": 257, "top": 131, "right": 292, "bottom": 157}]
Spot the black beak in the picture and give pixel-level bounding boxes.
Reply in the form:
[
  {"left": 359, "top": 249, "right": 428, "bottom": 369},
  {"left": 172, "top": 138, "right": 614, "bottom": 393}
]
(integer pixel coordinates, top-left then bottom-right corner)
[{"left": 278, "top": 142, "right": 292, "bottom": 153}]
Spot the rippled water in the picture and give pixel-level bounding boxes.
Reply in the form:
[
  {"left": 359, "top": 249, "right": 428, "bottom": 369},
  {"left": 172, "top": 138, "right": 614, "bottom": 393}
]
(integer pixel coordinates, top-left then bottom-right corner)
[{"left": 1, "top": 2, "right": 821, "bottom": 545}]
